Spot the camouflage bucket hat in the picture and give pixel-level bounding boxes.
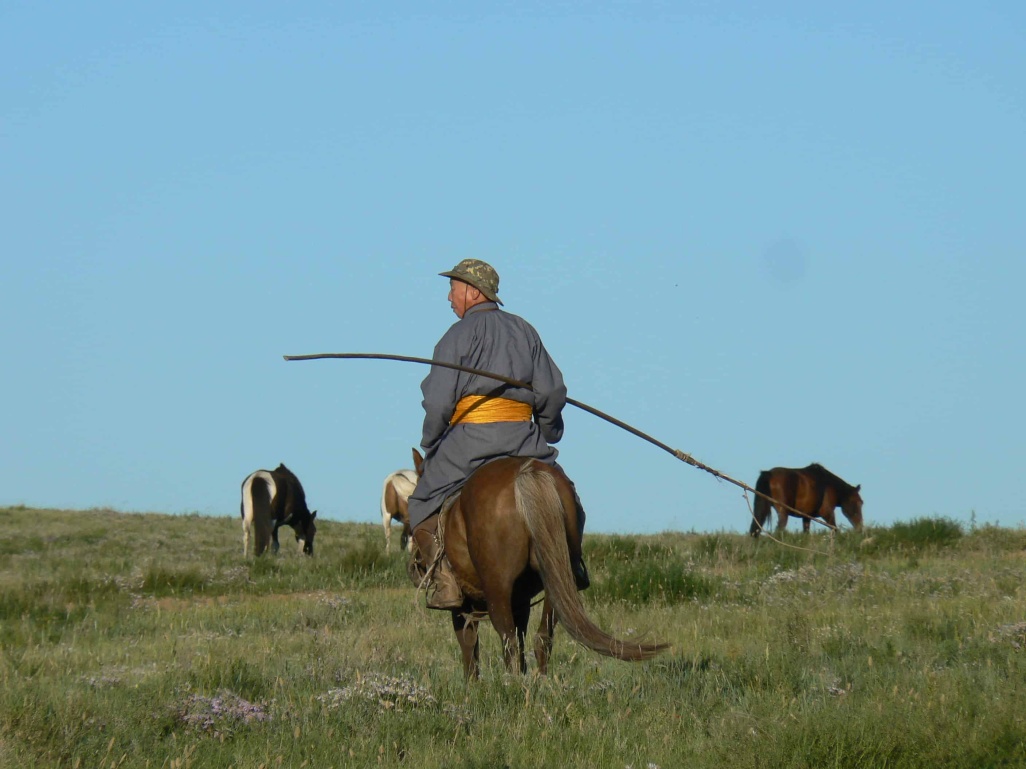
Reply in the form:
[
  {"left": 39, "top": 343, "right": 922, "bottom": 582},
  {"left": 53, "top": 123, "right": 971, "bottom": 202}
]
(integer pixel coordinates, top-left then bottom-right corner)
[{"left": 439, "top": 259, "right": 503, "bottom": 305}]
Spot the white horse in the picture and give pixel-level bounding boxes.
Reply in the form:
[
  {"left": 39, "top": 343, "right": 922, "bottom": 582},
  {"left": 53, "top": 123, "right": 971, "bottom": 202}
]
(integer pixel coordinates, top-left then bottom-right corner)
[{"left": 380, "top": 467, "right": 418, "bottom": 553}]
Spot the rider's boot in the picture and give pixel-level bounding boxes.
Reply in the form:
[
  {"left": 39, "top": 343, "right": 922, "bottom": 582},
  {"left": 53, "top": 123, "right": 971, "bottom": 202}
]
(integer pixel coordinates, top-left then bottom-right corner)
[
  {"left": 412, "top": 519, "right": 463, "bottom": 610},
  {"left": 573, "top": 557, "right": 591, "bottom": 591},
  {"left": 569, "top": 489, "right": 591, "bottom": 591}
]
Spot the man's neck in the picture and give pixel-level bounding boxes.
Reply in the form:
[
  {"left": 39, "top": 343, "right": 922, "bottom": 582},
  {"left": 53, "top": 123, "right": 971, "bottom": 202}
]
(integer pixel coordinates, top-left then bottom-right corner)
[{"left": 464, "top": 301, "right": 498, "bottom": 316}]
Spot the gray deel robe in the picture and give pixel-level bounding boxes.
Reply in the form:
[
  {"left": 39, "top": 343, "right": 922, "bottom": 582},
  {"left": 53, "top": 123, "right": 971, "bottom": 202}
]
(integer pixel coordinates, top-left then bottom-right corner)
[{"left": 407, "top": 302, "right": 567, "bottom": 530}]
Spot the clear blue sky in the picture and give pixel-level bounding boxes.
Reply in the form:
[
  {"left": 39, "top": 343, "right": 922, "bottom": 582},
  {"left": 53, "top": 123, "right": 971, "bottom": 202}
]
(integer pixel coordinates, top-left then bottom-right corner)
[{"left": 3, "top": 2, "right": 1023, "bottom": 534}]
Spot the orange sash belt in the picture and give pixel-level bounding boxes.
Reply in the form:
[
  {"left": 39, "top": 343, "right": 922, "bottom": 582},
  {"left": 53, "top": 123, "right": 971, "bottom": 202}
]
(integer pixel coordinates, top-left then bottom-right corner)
[{"left": 450, "top": 395, "right": 533, "bottom": 425}]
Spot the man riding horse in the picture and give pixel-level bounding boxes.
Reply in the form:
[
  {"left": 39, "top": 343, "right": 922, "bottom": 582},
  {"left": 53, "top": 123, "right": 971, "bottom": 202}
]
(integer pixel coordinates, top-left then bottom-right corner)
[{"left": 407, "top": 259, "right": 590, "bottom": 609}]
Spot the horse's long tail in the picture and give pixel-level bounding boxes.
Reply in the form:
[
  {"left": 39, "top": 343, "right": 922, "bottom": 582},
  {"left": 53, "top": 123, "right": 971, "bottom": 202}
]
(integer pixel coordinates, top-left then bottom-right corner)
[
  {"left": 513, "top": 461, "right": 668, "bottom": 662},
  {"left": 750, "top": 470, "right": 772, "bottom": 537},
  {"left": 241, "top": 471, "right": 275, "bottom": 556}
]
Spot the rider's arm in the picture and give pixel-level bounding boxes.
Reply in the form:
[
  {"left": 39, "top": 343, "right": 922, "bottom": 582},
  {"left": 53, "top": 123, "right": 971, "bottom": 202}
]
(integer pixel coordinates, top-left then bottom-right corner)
[
  {"left": 530, "top": 336, "right": 567, "bottom": 445},
  {"left": 419, "top": 326, "right": 462, "bottom": 450}
]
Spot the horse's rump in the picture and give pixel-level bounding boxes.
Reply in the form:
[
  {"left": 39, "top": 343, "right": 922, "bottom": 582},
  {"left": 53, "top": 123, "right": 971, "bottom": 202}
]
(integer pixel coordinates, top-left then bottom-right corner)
[
  {"left": 382, "top": 469, "right": 417, "bottom": 523},
  {"left": 750, "top": 469, "right": 772, "bottom": 536},
  {"left": 241, "top": 470, "right": 276, "bottom": 556},
  {"left": 381, "top": 468, "right": 418, "bottom": 552}
]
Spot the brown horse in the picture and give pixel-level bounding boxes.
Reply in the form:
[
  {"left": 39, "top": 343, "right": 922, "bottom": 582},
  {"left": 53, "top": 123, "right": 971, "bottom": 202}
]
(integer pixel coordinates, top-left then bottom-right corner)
[
  {"left": 413, "top": 450, "right": 667, "bottom": 679},
  {"left": 749, "top": 463, "right": 863, "bottom": 536}
]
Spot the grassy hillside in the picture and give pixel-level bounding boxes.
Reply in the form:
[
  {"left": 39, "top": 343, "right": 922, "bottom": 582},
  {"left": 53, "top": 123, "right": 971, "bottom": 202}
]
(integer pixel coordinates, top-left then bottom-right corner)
[{"left": 1, "top": 507, "right": 1025, "bottom": 768}]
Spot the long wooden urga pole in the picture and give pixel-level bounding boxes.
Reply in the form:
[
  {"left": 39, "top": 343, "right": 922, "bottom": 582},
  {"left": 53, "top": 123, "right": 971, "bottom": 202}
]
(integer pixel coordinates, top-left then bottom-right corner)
[{"left": 282, "top": 352, "right": 835, "bottom": 532}]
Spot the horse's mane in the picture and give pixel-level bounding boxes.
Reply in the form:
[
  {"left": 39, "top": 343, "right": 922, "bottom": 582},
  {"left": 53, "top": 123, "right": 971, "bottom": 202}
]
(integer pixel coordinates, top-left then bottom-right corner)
[
  {"left": 804, "top": 463, "right": 857, "bottom": 498},
  {"left": 274, "top": 463, "right": 312, "bottom": 519}
]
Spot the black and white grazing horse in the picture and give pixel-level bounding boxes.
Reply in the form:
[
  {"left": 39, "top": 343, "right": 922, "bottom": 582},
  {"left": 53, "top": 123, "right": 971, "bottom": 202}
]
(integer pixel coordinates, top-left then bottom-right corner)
[{"left": 240, "top": 463, "right": 317, "bottom": 556}]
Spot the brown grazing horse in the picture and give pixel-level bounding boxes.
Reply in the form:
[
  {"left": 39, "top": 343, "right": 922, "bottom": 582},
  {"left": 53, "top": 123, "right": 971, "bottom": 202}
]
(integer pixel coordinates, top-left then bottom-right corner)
[
  {"left": 413, "top": 450, "right": 667, "bottom": 679},
  {"left": 749, "top": 463, "right": 863, "bottom": 536}
]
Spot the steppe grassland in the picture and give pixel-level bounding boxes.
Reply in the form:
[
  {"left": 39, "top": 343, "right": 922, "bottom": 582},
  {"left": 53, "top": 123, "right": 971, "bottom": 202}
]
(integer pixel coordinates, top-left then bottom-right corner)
[{"left": 2, "top": 507, "right": 1025, "bottom": 768}]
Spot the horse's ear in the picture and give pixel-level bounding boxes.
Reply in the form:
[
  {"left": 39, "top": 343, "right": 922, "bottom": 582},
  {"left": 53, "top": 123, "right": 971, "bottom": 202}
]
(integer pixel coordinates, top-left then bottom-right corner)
[
  {"left": 412, "top": 448, "right": 424, "bottom": 473},
  {"left": 311, "top": 510, "right": 317, "bottom": 520},
  {"left": 855, "top": 484, "right": 861, "bottom": 492}
]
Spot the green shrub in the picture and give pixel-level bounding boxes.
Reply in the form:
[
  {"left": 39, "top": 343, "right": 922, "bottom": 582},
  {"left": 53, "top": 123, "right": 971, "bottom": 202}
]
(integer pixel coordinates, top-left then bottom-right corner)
[
  {"left": 584, "top": 534, "right": 639, "bottom": 564},
  {"left": 140, "top": 564, "right": 209, "bottom": 596},
  {"left": 334, "top": 539, "right": 407, "bottom": 587},
  {"left": 864, "top": 517, "right": 964, "bottom": 554},
  {"left": 600, "top": 558, "right": 718, "bottom": 604},
  {"left": 692, "top": 532, "right": 752, "bottom": 565}
]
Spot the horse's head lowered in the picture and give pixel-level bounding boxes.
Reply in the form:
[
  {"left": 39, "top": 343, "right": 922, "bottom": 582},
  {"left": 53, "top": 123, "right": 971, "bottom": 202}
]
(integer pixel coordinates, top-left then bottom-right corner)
[
  {"left": 841, "top": 485, "right": 863, "bottom": 530},
  {"left": 283, "top": 510, "right": 317, "bottom": 555}
]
